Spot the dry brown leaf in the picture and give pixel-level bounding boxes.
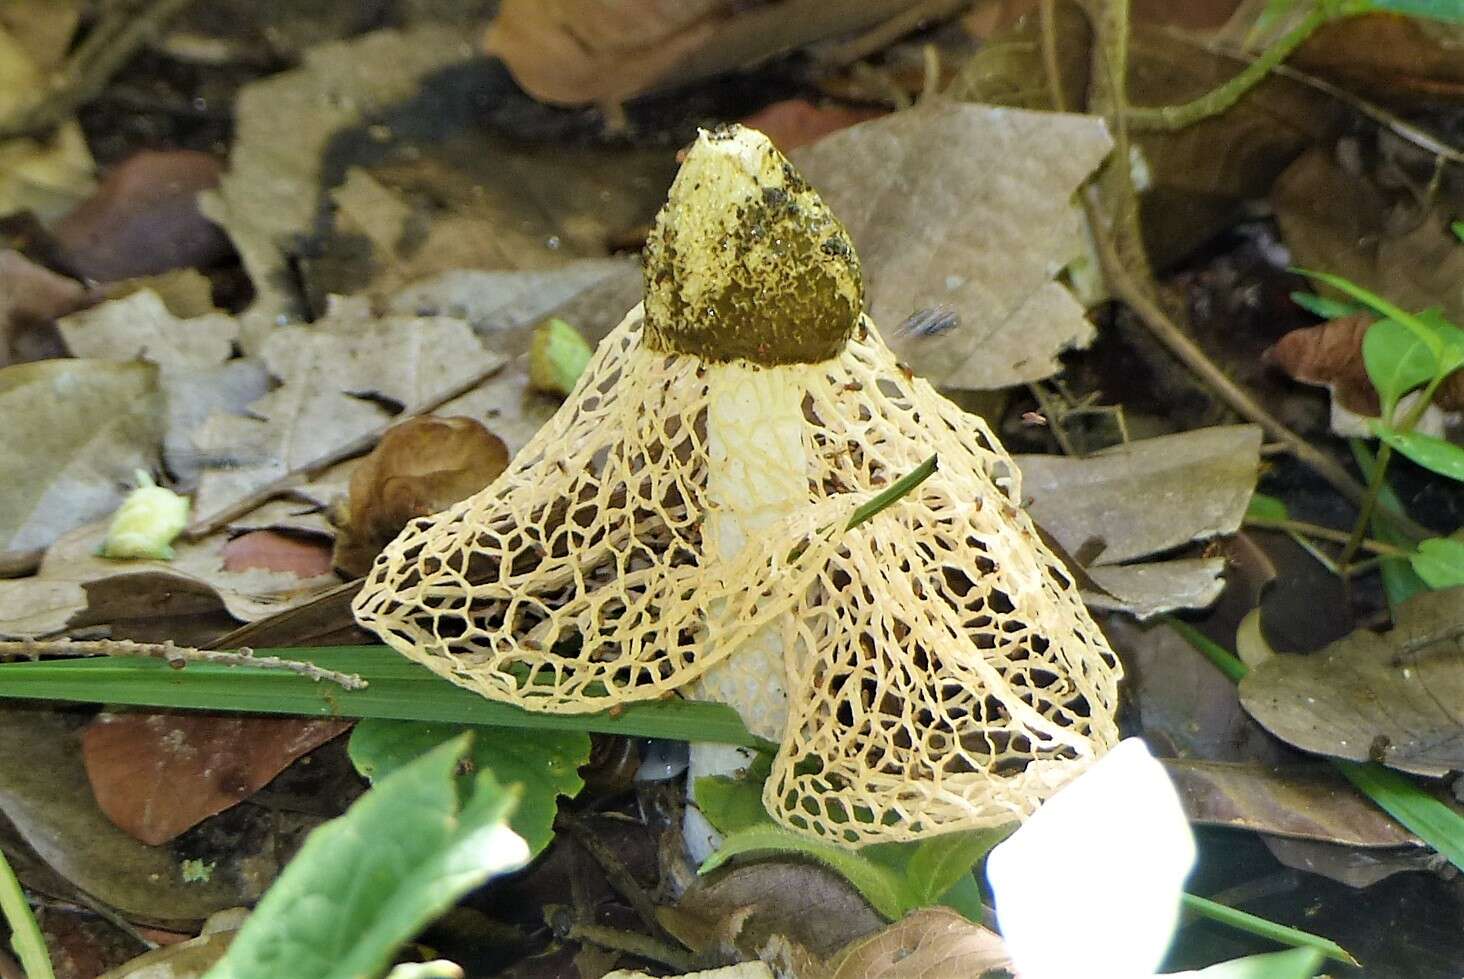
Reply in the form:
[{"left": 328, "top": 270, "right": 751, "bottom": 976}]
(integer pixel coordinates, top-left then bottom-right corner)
[
  {"left": 332, "top": 416, "right": 509, "bottom": 578},
  {"left": 1240, "top": 587, "right": 1464, "bottom": 778},
  {"left": 0, "top": 359, "right": 163, "bottom": 552},
  {"left": 792, "top": 100, "right": 1112, "bottom": 391},
  {"left": 189, "top": 308, "right": 507, "bottom": 531},
  {"left": 222, "top": 530, "right": 335, "bottom": 578},
  {"left": 58, "top": 289, "right": 236, "bottom": 369},
  {"left": 1274, "top": 148, "right": 1464, "bottom": 324},
  {"left": 0, "top": 249, "right": 90, "bottom": 367},
  {"left": 737, "top": 100, "right": 886, "bottom": 153},
  {"left": 1293, "top": 13, "right": 1464, "bottom": 104},
  {"left": 82, "top": 713, "right": 349, "bottom": 846},
  {"left": 1164, "top": 758, "right": 1419, "bottom": 848},
  {"left": 0, "top": 519, "right": 340, "bottom": 638},
  {"left": 825, "top": 908, "right": 1011, "bottom": 979},
  {"left": 0, "top": 24, "right": 94, "bottom": 222}
]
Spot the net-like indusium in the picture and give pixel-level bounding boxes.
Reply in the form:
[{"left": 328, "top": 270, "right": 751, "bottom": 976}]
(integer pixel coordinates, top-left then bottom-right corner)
[{"left": 352, "top": 122, "right": 1125, "bottom": 844}]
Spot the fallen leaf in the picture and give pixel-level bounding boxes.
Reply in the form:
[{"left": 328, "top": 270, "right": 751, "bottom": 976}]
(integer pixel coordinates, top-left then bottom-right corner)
[
  {"left": 188, "top": 307, "right": 506, "bottom": 530},
  {"left": 53, "top": 150, "right": 230, "bottom": 282},
  {"left": 0, "top": 0, "right": 84, "bottom": 72},
  {"left": 222, "top": 530, "right": 335, "bottom": 578},
  {"left": 1273, "top": 148, "right": 1464, "bottom": 325},
  {"left": 0, "top": 707, "right": 262, "bottom": 920},
  {"left": 1163, "top": 758, "right": 1419, "bottom": 848},
  {"left": 200, "top": 26, "right": 479, "bottom": 337},
  {"left": 332, "top": 416, "right": 508, "bottom": 579},
  {"left": 484, "top": 0, "right": 930, "bottom": 106},
  {"left": 1239, "top": 587, "right": 1464, "bottom": 778},
  {"left": 82, "top": 713, "right": 349, "bottom": 846},
  {"left": 103, "top": 267, "right": 220, "bottom": 319},
  {"left": 824, "top": 907, "right": 1011, "bottom": 979},
  {"left": 0, "top": 359, "right": 163, "bottom": 552},
  {"left": 1084, "top": 558, "right": 1229, "bottom": 619},
  {"left": 0, "top": 24, "right": 94, "bottom": 223},
  {"left": 1260, "top": 836, "right": 1440, "bottom": 890},
  {"left": 1292, "top": 12, "right": 1464, "bottom": 105},
  {"left": 792, "top": 100, "right": 1112, "bottom": 390},
  {"left": 58, "top": 289, "right": 236, "bottom": 369},
  {"left": 0, "top": 519, "right": 340, "bottom": 638},
  {"left": 737, "top": 100, "right": 886, "bottom": 153},
  {"left": 0, "top": 248, "right": 90, "bottom": 367},
  {"left": 95, "top": 928, "right": 235, "bottom": 979}
]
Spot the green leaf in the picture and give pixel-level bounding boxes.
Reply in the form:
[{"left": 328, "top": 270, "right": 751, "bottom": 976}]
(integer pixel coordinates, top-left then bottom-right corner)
[
  {"left": 1187, "top": 947, "right": 1325, "bottom": 979},
  {"left": 1372, "top": 424, "right": 1464, "bottom": 481},
  {"left": 1453, "top": 220, "right": 1464, "bottom": 243},
  {"left": 1180, "top": 895, "right": 1356, "bottom": 966},
  {"left": 0, "top": 646, "right": 761, "bottom": 747},
  {"left": 693, "top": 754, "right": 775, "bottom": 836},
  {"left": 1364, "top": 0, "right": 1464, "bottom": 22},
  {"left": 1296, "top": 269, "right": 1444, "bottom": 360},
  {"left": 700, "top": 826, "right": 916, "bottom": 920},
  {"left": 1410, "top": 537, "right": 1464, "bottom": 589},
  {"left": 1244, "top": 493, "right": 1290, "bottom": 523},
  {"left": 204, "top": 735, "right": 530, "bottom": 979},
  {"left": 0, "top": 845, "right": 54, "bottom": 979},
  {"left": 1287, "top": 291, "right": 1359, "bottom": 320},
  {"left": 349, "top": 719, "right": 589, "bottom": 858},
  {"left": 896, "top": 827, "right": 1013, "bottom": 907},
  {"left": 1362, "top": 319, "right": 1438, "bottom": 419},
  {"left": 1350, "top": 441, "right": 1429, "bottom": 609}
]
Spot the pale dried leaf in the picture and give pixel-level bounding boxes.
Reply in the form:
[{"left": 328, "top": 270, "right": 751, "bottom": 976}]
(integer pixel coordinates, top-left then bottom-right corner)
[
  {"left": 190, "top": 311, "right": 505, "bottom": 529},
  {"left": 603, "top": 966, "right": 772, "bottom": 979},
  {"left": 58, "top": 290, "right": 237, "bottom": 369},
  {"left": 1019, "top": 425, "right": 1262, "bottom": 566},
  {"left": 0, "top": 359, "right": 163, "bottom": 551},
  {"left": 200, "top": 26, "right": 474, "bottom": 335},
  {"left": 1239, "top": 587, "right": 1464, "bottom": 777},
  {"left": 792, "top": 101, "right": 1112, "bottom": 390},
  {"left": 1086, "top": 558, "right": 1227, "bottom": 619},
  {"left": 0, "top": 25, "right": 94, "bottom": 222},
  {"left": 825, "top": 908, "right": 1011, "bottom": 979}
]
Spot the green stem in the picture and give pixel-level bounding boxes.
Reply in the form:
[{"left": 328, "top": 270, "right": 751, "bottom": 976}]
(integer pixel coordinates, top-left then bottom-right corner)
[
  {"left": 1180, "top": 893, "right": 1357, "bottom": 966},
  {"left": 0, "top": 847, "right": 54, "bottom": 979},
  {"left": 1242, "top": 517, "right": 1412, "bottom": 558},
  {"left": 846, "top": 454, "right": 938, "bottom": 531},
  {"left": 1125, "top": 7, "right": 1328, "bottom": 131}
]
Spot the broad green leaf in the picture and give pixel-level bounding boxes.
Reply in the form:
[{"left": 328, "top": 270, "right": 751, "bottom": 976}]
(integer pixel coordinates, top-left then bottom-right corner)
[
  {"left": 1184, "top": 947, "right": 1324, "bottom": 978},
  {"left": 1244, "top": 493, "right": 1290, "bottom": 523},
  {"left": 700, "top": 826, "right": 916, "bottom": 920},
  {"left": 693, "top": 754, "right": 775, "bottom": 836},
  {"left": 349, "top": 719, "right": 589, "bottom": 857},
  {"left": 1410, "top": 537, "right": 1464, "bottom": 590},
  {"left": 1416, "top": 308, "right": 1464, "bottom": 375},
  {"left": 1287, "top": 291, "right": 1359, "bottom": 320},
  {"left": 0, "top": 646, "right": 761, "bottom": 746},
  {"left": 204, "top": 735, "right": 529, "bottom": 979},
  {"left": 882, "top": 827, "right": 1013, "bottom": 907},
  {"left": 1454, "top": 220, "right": 1464, "bottom": 243},
  {"left": 1362, "top": 319, "right": 1437, "bottom": 419},
  {"left": 1350, "top": 441, "right": 1429, "bottom": 609},
  {"left": 1363, "top": 0, "right": 1464, "bottom": 22},
  {"left": 1372, "top": 424, "right": 1464, "bottom": 481}
]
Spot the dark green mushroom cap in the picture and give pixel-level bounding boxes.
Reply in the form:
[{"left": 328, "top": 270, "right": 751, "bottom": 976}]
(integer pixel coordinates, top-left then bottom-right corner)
[{"left": 642, "top": 125, "right": 864, "bottom": 366}]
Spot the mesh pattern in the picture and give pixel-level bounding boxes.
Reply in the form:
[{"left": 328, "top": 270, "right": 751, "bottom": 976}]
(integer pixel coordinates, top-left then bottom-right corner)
[{"left": 354, "top": 305, "right": 1123, "bottom": 844}]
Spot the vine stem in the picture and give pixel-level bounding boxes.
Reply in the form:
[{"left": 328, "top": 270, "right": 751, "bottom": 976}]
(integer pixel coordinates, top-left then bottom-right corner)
[
  {"left": 1124, "top": 7, "right": 1329, "bottom": 131},
  {"left": 1243, "top": 517, "right": 1411, "bottom": 558},
  {"left": 0, "top": 846, "right": 54, "bottom": 979}
]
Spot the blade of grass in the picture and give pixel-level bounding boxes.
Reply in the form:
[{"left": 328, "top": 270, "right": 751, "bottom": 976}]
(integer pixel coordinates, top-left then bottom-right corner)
[
  {"left": 1165, "top": 619, "right": 1464, "bottom": 875},
  {"left": 1180, "top": 893, "right": 1357, "bottom": 967},
  {"left": 0, "top": 646, "right": 763, "bottom": 747},
  {"left": 0, "top": 844, "right": 54, "bottom": 979}
]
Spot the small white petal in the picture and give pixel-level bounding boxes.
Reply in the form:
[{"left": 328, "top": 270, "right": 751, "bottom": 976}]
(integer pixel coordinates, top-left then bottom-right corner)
[{"left": 986, "top": 738, "right": 1196, "bottom": 979}]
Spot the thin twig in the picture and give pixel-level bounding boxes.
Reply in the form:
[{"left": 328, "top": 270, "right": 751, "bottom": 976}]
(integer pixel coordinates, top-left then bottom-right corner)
[
  {"left": 815, "top": 0, "right": 972, "bottom": 67},
  {"left": 183, "top": 359, "right": 506, "bottom": 540},
  {"left": 546, "top": 905, "right": 698, "bottom": 972},
  {"left": 1124, "top": 8, "right": 1328, "bottom": 131},
  {"left": 0, "top": 0, "right": 198, "bottom": 140},
  {"left": 1243, "top": 518, "right": 1412, "bottom": 558},
  {"left": 556, "top": 812, "right": 675, "bottom": 945},
  {"left": 1026, "top": 382, "right": 1081, "bottom": 456},
  {"left": 0, "top": 638, "right": 367, "bottom": 690}
]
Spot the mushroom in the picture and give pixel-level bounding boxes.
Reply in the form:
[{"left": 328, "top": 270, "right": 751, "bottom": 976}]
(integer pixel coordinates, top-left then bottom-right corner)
[{"left": 352, "top": 124, "right": 1122, "bottom": 842}]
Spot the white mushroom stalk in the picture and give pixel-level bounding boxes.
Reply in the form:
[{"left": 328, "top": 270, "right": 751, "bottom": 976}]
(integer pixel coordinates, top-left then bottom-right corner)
[{"left": 352, "top": 124, "right": 1124, "bottom": 847}]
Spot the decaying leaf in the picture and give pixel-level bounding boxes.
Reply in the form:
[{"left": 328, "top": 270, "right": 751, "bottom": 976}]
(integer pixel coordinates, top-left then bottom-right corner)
[
  {"left": 1018, "top": 425, "right": 1263, "bottom": 616},
  {"left": 189, "top": 307, "right": 507, "bottom": 531},
  {"left": 0, "top": 518, "right": 340, "bottom": 638},
  {"left": 0, "top": 359, "right": 163, "bottom": 552},
  {"left": 738, "top": 99, "right": 886, "bottom": 153},
  {"left": 0, "top": 248, "right": 90, "bottom": 367},
  {"left": 200, "top": 26, "right": 476, "bottom": 335},
  {"left": 1164, "top": 758, "right": 1419, "bottom": 848},
  {"left": 0, "top": 24, "right": 94, "bottom": 222},
  {"left": 0, "top": 708, "right": 263, "bottom": 920},
  {"left": 58, "top": 289, "right": 237, "bottom": 369},
  {"left": 792, "top": 101, "right": 1112, "bottom": 391},
  {"left": 484, "top": 0, "right": 933, "bottom": 107},
  {"left": 1240, "top": 587, "right": 1464, "bottom": 778},
  {"left": 82, "top": 713, "right": 350, "bottom": 846},
  {"left": 1273, "top": 148, "right": 1464, "bottom": 325},
  {"left": 823, "top": 908, "right": 1012, "bottom": 979},
  {"left": 332, "top": 416, "right": 509, "bottom": 579}
]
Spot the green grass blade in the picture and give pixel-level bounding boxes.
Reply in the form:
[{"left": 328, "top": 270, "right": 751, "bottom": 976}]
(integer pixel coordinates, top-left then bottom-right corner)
[
  {"left": 1167, "top": 623, "right": 1464, "bottom": 876},
  {"left": 0, "top": 844, "right": 54, "bottom": 979},
  {"left": 1181, "top": 894, "right": 1357, "bottom": 966},
  {"left": 0, "top": 646, "right": 761, "bottom": 746},
  {"left": 1294, "top": 269, "right": 1442, "bottom": 357}
]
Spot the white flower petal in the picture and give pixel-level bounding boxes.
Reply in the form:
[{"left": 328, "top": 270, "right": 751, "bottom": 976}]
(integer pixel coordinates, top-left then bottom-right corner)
[{"left": 986, "top": 738, "right": 1196, "bottom": 979}]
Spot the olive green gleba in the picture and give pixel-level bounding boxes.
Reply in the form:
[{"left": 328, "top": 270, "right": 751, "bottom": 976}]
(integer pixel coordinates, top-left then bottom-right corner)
[{"left": 352, "top": 124, "right": 1123, "bottom": 846}]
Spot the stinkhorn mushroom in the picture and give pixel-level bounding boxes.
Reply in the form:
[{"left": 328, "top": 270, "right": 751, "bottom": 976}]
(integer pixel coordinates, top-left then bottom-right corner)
[{"left": 352, "top": 124, "right": 1122, "bottom": 843}]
